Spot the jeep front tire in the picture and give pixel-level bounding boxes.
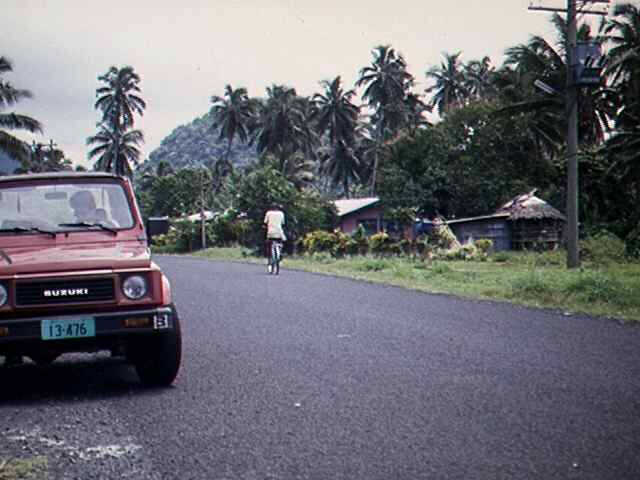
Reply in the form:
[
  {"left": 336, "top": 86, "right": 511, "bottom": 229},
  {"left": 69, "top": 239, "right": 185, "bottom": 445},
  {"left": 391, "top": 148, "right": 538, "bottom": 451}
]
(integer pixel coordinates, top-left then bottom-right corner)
[{"left": 131, "top": 306, "right": 182, "bottom": 387}]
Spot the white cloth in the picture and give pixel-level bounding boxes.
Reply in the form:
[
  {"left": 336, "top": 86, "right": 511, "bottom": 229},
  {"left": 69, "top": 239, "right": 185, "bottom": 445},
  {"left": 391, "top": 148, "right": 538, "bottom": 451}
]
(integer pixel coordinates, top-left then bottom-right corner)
[{"left": 264, "top": 209, "right": 286, "bottom": 240}]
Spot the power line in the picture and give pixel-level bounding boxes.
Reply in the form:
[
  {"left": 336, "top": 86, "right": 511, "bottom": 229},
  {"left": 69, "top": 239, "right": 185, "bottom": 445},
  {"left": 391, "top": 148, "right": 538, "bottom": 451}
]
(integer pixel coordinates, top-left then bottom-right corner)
[{"left": 528, "top": 0, "right": 610, "bottom": 15}]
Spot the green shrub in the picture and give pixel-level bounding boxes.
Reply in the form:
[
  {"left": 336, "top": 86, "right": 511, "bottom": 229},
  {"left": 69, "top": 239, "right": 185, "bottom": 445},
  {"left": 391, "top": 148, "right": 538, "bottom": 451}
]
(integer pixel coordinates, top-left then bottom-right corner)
[
  {"left": 369, "top": 231, "right": 391, "bottom": 256},
  {"left": 151, "top": 219, "right": 210, "bottom": 253},
  {"left": 580, "top": 231, "right": 626, "bottom": 265},
  {"left": 350, "top": 224, "right": 370, "bottom": 256},
  {"left": 330, "top": 230, "right": 353, "bottom": 257},
  {"left": 386, "top": 240, "right": 405, "bottom": 256},
  {"left": 414, "top": 235, "right": 433, "bottom": 260},
  {"left": 432, "top": 220, "right": 460, "bottom": 249},
  {"left": 302, "top": 230, "right": 336, "bottom": 254},
  {"left": 459, "top": 242, "right": 478, "bottom": 260},
  {"left": 475, "top": 238, "right": 493, "bottom": 254},
  {"left": 230, "top": 218, "right": 251, "bottom": 245},
  {"left": 625, "top": 226, "right": 640, "bottom": 259}
]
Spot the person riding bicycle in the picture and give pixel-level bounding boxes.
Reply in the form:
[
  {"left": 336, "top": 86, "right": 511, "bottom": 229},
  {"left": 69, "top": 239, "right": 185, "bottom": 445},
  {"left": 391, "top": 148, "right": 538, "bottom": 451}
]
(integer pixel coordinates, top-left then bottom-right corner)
[{"left": 263, "top": 203, "right": 286, "bottom": 274}]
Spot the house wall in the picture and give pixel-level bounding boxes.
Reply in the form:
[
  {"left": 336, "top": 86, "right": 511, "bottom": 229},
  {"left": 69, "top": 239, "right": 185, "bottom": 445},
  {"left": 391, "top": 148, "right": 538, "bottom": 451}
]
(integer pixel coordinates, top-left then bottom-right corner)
[
  {"left": 510, "top": 219, "right": 564, "bottom": 250},
  {"left": 339, "top": 206, "right": 384, "bottom": 234},
  {"left": 449, "top": 218, "right": 512, "bottom": 251}
]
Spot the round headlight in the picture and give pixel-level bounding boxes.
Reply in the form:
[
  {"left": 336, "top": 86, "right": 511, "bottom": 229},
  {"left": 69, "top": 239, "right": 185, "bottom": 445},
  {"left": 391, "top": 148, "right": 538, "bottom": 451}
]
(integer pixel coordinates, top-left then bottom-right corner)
[
  {"left": 0, "top": 284, "right": 7, "bottom": 307},
  {"left": 122, "top": 275, "right": 147, "bottom": 300}
]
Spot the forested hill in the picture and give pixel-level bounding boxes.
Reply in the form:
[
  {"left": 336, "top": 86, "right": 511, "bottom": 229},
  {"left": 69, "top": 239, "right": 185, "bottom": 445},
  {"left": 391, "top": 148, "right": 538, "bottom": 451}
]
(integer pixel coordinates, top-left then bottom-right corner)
[{"left": 146, "top": 110, "right": 257, "bottom": 170}]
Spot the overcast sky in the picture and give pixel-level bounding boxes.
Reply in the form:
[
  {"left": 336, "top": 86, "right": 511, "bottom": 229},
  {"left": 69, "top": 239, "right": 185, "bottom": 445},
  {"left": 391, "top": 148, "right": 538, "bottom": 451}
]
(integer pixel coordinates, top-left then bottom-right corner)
[{"left": 2, "top": 0, "right": 606, "bottom": 168}]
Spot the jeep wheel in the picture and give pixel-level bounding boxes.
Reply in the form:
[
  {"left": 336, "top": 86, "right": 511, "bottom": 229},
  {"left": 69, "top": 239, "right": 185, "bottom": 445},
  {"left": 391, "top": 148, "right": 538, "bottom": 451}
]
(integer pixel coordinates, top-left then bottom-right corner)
[{"left": 132, "top": 306, "right": 182, "bottom": 387}]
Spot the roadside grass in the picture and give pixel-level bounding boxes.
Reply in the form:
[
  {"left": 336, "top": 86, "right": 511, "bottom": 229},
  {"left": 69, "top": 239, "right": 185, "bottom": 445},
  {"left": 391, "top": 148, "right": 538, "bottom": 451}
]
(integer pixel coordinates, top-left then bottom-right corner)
[
  {"left": 0, "top": 457, "right": 48, "bottom": 480},
  {"left": 188, "top": 247, "right": 640, "bottom": 322}
]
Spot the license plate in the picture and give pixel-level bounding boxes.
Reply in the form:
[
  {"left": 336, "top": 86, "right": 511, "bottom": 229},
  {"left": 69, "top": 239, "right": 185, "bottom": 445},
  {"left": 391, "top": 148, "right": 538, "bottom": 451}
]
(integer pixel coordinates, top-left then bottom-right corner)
[{"left": 41, "top": 317, "right": 96, "bottom": 341}]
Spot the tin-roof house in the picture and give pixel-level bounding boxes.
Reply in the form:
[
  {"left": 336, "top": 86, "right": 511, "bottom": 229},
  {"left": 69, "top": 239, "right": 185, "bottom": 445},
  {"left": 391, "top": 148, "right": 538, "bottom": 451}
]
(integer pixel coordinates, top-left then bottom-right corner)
[{"left": 334, "top": 197, "right": 383, "bottom": 235}]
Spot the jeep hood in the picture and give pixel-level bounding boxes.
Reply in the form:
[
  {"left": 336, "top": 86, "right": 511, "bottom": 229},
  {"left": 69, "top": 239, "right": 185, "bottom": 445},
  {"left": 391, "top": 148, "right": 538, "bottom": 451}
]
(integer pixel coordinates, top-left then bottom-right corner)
[{"left": 0, "top": 242, "right": 150, "bottom": 275}]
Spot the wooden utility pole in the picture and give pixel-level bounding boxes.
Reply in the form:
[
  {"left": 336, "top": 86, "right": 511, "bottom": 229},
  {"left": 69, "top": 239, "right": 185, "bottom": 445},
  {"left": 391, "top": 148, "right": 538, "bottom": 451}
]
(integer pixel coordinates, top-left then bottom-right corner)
[
  {"left": 566, "top": 0, "right": 580, "bottom": 268},
  {"left": 528, "top": 0, "right": 609, "bottom": 268}
]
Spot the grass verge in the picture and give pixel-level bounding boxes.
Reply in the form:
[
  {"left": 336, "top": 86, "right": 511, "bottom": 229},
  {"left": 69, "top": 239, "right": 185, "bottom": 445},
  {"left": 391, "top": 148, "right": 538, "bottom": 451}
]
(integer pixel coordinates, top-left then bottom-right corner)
[
  {"left": 0, "top": 457, "right": 48, "bottom": 480},
  {"left": 188, "top": 247, "right": 640, "bottom": 322}
]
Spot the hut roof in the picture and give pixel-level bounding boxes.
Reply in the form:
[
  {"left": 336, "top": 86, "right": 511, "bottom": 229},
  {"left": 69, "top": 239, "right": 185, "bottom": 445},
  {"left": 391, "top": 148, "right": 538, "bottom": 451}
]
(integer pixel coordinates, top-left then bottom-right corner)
[{"left": 496, "top": 190, "right": 566, "bottom": 221}]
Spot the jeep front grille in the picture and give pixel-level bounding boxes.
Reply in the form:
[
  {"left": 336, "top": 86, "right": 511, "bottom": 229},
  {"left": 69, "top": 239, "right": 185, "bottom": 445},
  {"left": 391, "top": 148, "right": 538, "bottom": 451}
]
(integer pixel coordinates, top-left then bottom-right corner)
[{"left": 16, "top": 278, "right": 116, "bottom": 306}]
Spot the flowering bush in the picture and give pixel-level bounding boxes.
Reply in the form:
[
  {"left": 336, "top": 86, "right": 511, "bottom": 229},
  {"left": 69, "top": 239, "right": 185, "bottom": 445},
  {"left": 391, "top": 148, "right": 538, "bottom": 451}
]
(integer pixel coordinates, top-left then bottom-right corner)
[{"left": 369, "top": 231, "right": 392, "bottom": 256}]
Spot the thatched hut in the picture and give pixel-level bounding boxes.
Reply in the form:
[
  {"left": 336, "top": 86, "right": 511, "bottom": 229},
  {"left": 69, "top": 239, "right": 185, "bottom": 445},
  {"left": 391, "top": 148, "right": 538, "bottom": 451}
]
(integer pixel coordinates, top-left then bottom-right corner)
[
  {"left": 446, "top": 190, "right": 566, "bottom": 251},
  {"left": 495, "top": 190, "right": 566, "bottom": 250}
]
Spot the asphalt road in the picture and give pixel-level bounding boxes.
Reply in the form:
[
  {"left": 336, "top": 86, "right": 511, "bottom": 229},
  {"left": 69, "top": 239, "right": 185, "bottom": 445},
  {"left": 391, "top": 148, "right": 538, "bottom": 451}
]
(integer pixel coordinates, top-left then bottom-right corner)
[{"left": 1, "top": 256, "right": 640, "bottom": 480}]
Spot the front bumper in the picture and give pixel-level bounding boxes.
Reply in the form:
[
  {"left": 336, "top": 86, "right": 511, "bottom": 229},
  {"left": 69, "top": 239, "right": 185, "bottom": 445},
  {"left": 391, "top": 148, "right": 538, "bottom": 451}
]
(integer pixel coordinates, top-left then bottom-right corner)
[{"left": 0, "top": 306, "right": 175, "bottom": 347}]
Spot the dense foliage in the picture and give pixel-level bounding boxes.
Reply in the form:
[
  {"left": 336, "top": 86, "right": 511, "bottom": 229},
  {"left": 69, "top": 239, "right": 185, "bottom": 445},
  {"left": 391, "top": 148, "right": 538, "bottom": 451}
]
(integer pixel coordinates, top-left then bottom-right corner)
[
  {"left": 4, "top": 5, "right": 640, "bottom": 257},
  {"left": 140, "top": 6, "right": 640, "bottom": 250}
]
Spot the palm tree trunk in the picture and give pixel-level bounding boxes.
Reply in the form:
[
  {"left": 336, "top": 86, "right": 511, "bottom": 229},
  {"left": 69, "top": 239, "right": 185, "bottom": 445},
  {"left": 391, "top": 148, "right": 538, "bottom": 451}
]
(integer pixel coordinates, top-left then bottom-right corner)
[
  {"left": 113, "top": 114, "right": 121, "bottom": 176},
  {"left": 370, "top": 148, "right": 379, "bottom": 196},
  {"left": 225, "top": 138, "right": 233, "bottom": 165},
  {"left": 370, "top": 119, "right": 384, "bottom": 196}
]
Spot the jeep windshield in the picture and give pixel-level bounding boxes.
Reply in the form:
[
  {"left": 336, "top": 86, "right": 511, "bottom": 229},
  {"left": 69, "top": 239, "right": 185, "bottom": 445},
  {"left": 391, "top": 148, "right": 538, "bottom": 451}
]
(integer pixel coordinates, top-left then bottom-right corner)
[{"left": 0, "top": 181, "right": 134, "bottom": 234}]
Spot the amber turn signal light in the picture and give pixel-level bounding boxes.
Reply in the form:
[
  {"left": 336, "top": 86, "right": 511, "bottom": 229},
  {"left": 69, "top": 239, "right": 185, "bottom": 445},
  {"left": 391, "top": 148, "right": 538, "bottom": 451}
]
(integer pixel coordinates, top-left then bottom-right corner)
[{"left": 123, "top": 317, "right": 151, "bottom": 328}]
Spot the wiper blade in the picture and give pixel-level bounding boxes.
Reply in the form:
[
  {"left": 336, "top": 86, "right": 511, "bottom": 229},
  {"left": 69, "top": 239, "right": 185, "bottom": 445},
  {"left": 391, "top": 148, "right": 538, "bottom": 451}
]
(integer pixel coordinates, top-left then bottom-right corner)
[
  {"left": 58, "top": 222, "right": 117, "bottom": 235},
  {"left": 0, "top": 226, "right": 57, "bottom": 238},
  {"left": 0, "top": 248, "right": 12, "bottom": 264}
]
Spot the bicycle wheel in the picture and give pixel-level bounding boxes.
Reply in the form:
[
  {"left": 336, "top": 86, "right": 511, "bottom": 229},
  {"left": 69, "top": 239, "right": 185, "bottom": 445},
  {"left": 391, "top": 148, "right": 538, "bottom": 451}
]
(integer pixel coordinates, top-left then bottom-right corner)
[{"left": 271, "top": 241, "right": 281, "bottom": 275}]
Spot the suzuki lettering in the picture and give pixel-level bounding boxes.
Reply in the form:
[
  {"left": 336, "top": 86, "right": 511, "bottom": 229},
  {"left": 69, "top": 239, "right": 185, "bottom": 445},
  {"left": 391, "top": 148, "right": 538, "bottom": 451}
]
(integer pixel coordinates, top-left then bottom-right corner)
[{"left": 44, "top": 288, "right": 89, "bottom": 297}]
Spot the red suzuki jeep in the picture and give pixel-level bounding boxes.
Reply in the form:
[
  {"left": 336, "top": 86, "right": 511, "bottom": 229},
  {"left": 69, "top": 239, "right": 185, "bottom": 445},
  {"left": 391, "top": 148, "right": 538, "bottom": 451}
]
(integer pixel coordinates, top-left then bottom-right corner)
[{"left": 0, "top": 172, "right": 181, "bottom": 386}]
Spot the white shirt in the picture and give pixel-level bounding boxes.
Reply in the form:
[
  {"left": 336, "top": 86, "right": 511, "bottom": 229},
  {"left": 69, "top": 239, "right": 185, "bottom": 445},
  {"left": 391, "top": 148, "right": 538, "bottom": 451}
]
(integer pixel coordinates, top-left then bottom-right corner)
[{"left": 264, "top": 209, "right": 286, "bottom": 240}]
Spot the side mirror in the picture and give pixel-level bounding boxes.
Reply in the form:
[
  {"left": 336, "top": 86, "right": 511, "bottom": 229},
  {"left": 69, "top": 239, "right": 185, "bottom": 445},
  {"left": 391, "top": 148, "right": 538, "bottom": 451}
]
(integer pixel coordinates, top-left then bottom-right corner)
[{"left": 146, "top": 216, "right": 170, "bottom": 246}]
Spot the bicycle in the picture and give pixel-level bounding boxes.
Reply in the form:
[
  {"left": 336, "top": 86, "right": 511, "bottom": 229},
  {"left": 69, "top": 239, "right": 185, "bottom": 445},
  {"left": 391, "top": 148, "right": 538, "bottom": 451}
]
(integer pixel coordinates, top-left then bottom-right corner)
[{"left": 267, "top": 239, "right": 283, "bottom": 275}]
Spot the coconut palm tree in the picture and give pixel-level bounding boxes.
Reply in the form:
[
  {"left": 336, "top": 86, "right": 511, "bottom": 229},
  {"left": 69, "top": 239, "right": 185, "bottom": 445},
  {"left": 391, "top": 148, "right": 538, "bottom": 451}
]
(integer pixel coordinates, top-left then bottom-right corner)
[
  {"left": 425, "top": 52, "right": 469, "bottom": 116},
  {"left": 87, "top": 123, "right": 144, "bottom": 177},
  {"left": 0, "top": 56, "right": 42, "bottom": 161},
  {"left": 601, "top": 3, "right": 640, "bottom": 199},
  {"left": 312, "top": 76, "right": 360, "bottom": 197},
  {"left": 95, "top": 66, "right": 145, "bottom": 130},
  {"left": 210, "top": 84, "right": 256, "bottom": 167},
  {"left": 403, "top": 92, "right": 431, "bottom": 136},
  {"left": 603, "top": 2, "right": 640, "bottom": 130},
  {"left": 93, "top": 66, "right": 146, "bottom": 176},
  {"left": 356, "top": 45, "right": 414, "bottom": 193},
  {"left": 319, "top": 139, "right": 360, "bottom": 198},
  {"left": 498, "top": 14, "right": 611, "bottom": 149},
  {"left": 253, "top": 85, "right": 316, "bottom": 175},
  {"left": 464, "top": 56, "right": 497, "bottom": 102}
]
